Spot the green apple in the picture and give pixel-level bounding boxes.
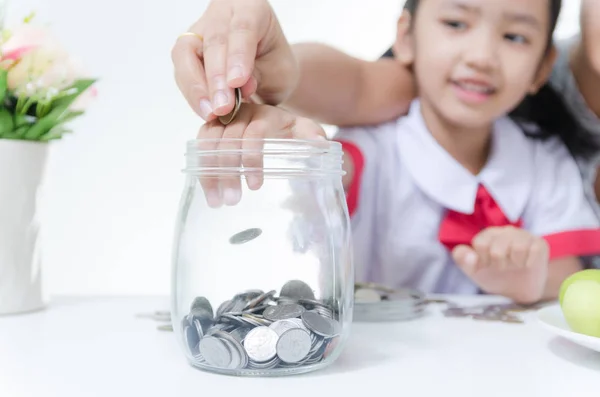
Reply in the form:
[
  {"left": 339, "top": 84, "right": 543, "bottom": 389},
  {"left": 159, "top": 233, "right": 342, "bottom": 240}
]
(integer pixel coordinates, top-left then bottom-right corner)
[
  {"left": 560, "top": 278, "right": 600, "bottom": 338},
  {"left": 559, "top": 269, "right": 600, "bottom": 306}
]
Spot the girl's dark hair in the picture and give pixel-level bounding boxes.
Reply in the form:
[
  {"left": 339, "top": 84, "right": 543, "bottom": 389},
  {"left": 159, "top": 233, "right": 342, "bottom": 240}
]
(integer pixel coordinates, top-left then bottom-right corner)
[{"left": 385, "top": 0, "right": 600, "bottom": 159}]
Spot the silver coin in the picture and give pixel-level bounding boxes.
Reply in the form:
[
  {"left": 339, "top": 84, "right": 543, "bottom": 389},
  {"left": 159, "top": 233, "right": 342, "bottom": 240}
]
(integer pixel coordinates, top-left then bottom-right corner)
[
  {"left": 188, "top": 308, "right": 214, "bottom": 333},
  {"left": 218, "top": 87, "right": 242, "bottom": 125},
  {"left": 229, "top": 227, "right": 262, "bottom": 245},
  {"left": 241, "top": 313, "right": 272, "bottom": 327},
  {"left": 193, "top": 318, "right": 204, "bottom": 339},
  {"left": 243, "top": 326, "right": 279, "bottom": 363},
  {"left": 276, "top": 328, "right": 312, "bottom": 364},
  {"left": 285, "top": 317, "right": 309, "bottom": 332},
  {"left": 190, "top": 296, "right": 213, "bottom": 315},
  {"left": 211, "top": 330, "right": 248, "bottom": 369},
  {"left": 198, "top": 335, "right": 232, "bottom": 369},
  {"left": 216, "top": 300, "right": 235, "bottom": 316},
  {"left": 311, "top": 306, "right": 334, "bottom": 319},
  {"left": 263, "top": 304, "right": 306, "bottom": 321},
  {"left": 234, "top": 290, "right": 264, "bottom": 302},
  {"left": 269, "top": 319, "right": 300, "bottom": 336},
  {"left": 243, "top": 290, "right": 276, "bottom": 310},
  {"left": 385, "top": 290, "right": 422, "bottom": 301},
  {"left": 301, "top": 311, "right": 340, "bottom": 338},
  {"left": 354, "top": 288, "right": 381, "bottom": 303},
  {"left": 276, "top": 296, "right": 300, "bottom": 305},
  {"left": 230, "top": 327, "right": 252, "bottom": 343},
  {"left": 280, "top": 280, "right": 315, "bottom": 300},
  {"left": 443, "top": 307, "right": 469, "bottom": 318}
]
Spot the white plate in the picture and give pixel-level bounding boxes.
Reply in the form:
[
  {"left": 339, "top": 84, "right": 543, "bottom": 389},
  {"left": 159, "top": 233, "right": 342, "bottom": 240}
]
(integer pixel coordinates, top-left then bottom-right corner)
[{"left": 536, "top": 304, "right": 600, "bottom": 353}]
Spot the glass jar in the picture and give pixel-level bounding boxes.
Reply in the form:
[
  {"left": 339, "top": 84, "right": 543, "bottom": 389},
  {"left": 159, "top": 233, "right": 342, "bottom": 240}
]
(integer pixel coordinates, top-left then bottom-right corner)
[{"left": 171, "top": 138, "right": 354, "bottom": 376}]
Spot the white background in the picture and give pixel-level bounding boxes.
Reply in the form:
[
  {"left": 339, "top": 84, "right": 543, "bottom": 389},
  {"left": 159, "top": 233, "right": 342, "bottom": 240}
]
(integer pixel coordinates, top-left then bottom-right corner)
[{"left": 3, "top": 0, "right": 582, "bottom": 297}]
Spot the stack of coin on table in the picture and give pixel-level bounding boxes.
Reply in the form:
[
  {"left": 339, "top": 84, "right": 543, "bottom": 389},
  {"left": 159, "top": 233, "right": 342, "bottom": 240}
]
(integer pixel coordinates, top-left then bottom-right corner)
[
  {"left": 353, "top": 282, "right": 429, "bottom": 322},
  {"left": 180, "top": 280, "right": 342, "bottom": 371}
]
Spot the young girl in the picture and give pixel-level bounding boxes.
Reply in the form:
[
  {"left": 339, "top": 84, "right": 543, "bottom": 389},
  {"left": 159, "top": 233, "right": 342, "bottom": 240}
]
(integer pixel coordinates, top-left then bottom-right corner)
[
  {"left": 335, "top": 0, "right": 600, "bottom": 305},
  {"left": 193, "top": 0, "right": 600, "bottom": 304}
]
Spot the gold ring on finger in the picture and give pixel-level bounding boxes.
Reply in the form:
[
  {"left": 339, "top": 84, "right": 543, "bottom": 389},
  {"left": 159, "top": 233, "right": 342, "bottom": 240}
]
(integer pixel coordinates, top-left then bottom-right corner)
[{"left": 178, "top": 32, "right": 203, "bottom": 41}]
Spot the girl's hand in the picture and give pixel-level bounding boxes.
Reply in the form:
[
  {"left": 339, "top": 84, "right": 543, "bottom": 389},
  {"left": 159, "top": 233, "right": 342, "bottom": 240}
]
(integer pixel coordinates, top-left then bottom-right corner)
[
  {"left": 452, "top": 226, "right": 550, "bottom": 304},
  {"left": 196, "top": 103, "right": 326, "bottom": 208}
]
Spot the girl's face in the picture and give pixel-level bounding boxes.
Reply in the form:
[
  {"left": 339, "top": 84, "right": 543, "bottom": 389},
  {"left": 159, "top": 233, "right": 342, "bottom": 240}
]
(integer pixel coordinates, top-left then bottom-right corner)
[
  {"left": 395, "top": 0, "right": 555, "bottom": 129},
  {"left": 581, "top": 0, "right": 600, "bottom": 72}
]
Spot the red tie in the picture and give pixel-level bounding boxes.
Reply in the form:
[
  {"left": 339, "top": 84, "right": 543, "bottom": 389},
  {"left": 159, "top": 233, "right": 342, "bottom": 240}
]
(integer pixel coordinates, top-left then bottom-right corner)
[{"left": 438, "top": 184, "right": 522, "bottom": 251}]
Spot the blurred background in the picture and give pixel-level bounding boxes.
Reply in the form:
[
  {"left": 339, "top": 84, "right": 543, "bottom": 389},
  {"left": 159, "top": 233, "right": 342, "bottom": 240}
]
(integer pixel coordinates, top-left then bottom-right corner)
[{"left": 4, "top": 0, "right": 583, "bottom": 297}]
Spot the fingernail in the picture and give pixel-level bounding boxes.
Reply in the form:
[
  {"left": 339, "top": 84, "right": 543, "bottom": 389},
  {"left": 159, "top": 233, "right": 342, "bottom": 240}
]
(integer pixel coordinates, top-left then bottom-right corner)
[
  {"left": 247, "top": 175, "right": 261, "bottom": 190},
  {"left": 199, "top": 99, "right": 213, "bottom": 119},
  {"left": 206, "top": 190, "right": 222, "bottom": 208},
  {"left": 223, "top": 188, "right": 241, "bottom": 206},
  {"left": 228, "top": 65, "right": 244, "bottom": 82},
  {"left": 213, "top": 91, "right": 228, "bottom": 110}
]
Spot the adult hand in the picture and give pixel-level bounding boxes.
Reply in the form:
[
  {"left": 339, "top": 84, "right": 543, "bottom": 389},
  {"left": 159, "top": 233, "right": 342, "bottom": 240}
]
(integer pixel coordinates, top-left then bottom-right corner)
[{"left": 171, "top": 0, "right": 299, "bottom": 121}]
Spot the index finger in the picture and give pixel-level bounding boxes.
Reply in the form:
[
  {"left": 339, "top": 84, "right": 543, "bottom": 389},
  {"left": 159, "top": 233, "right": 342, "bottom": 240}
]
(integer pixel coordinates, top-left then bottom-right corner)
[{"left": 226, "top": 1, "right": 270, "bottom": 86}]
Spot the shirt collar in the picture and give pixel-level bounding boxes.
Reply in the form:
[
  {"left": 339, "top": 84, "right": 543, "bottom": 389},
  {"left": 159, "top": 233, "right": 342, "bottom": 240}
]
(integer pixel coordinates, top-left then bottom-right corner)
[{"left": 396, "top": 100, "right": 534, "bottom": 222}]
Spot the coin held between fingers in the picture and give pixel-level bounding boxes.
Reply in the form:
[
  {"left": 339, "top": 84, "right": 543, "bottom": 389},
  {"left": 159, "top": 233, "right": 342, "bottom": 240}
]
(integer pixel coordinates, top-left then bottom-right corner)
[{"left": 218, "top": 88, "right": 242, "bottom": 125}]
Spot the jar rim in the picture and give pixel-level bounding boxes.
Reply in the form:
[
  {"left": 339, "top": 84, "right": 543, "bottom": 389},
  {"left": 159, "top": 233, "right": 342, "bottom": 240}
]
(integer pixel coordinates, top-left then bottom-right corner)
[
  {"left": 186, "top": 138, "right": 342, "bottom": 151},
  {"left": 183, "top": 138, "right": 345, "bottom": 176}
]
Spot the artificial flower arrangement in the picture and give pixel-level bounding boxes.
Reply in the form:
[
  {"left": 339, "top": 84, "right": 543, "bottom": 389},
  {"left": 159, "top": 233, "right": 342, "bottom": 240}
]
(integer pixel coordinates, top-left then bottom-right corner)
[{"left": 0, "top": 12, "right": 97, "bottom": 142}]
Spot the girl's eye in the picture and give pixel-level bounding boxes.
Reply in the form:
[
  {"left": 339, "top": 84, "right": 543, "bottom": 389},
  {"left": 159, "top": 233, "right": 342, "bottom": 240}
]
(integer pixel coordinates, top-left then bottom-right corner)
[
  {"left": 504, "top": 33, "right": 528, "bottom": 44},
  {"left": 443, "top": 20, "right": 467, "bottom": 30}
]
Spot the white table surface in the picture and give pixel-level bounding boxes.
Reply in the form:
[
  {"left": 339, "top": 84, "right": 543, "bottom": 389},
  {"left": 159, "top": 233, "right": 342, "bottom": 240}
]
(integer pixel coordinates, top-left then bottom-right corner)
[{"left": 0, "top": 295, "right": 598, "bottom": 397}]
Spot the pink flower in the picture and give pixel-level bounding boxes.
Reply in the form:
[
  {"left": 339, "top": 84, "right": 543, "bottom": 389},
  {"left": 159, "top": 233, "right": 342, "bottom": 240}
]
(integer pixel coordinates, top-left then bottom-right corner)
[{"left": 1, "top": 23, "right": 96, "bottom": 109}]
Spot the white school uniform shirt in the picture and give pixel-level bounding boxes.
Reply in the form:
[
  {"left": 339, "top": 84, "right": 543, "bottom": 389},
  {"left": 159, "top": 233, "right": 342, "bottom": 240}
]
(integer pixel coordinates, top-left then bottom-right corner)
[{"left": 334, "top": 100, "right": 600, "bottom": 294}]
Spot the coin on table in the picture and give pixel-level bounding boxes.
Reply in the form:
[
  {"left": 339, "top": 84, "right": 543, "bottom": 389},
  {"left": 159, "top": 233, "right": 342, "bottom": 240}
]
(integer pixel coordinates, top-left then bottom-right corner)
[
  {"left": 354, "top": 288, "right": 382, "bottom": 303},
  {"left": 229, "top": 227, "right": 262, "bottom": 245},
  {"left": 218, "top": 87, "right": 242, "bottom": 125}
]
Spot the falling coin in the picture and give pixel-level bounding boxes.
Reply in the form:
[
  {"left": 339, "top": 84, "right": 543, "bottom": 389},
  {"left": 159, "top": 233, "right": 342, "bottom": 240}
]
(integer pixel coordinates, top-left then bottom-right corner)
[
  {"left": 218, "top": 87, "right": 242, "bottom": 125},
  {"left": 229, "top": 227, "right": 262, "bottom": 245}
]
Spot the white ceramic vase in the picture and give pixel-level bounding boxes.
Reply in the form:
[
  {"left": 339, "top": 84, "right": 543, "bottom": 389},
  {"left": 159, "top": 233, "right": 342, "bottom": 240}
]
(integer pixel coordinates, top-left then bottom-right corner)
[{"left": 0, "top": 139, "right": 48, "bottom": 315}]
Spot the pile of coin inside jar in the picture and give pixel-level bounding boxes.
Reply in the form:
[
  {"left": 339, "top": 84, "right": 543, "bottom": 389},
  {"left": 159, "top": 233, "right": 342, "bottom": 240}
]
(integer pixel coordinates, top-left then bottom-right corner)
[{"left": 180, "top": 280, "right": 342, "bottom": 371}]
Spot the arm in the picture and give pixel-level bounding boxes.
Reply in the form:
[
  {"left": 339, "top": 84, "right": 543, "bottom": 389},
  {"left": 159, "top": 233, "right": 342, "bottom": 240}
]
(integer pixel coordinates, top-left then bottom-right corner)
[{"left": 280, "top": 43, "right": 415, "bottom": 126}]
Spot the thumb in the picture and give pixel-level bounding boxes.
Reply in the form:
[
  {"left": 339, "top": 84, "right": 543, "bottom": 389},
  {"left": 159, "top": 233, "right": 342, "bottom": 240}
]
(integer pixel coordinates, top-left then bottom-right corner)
[{"left": 452, "top": 244, "right": 479, "bottom": 276}]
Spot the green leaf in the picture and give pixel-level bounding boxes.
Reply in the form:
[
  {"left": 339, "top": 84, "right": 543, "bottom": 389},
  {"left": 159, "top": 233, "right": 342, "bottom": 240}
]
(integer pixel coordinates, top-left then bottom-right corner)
[
  {"left": 39, "top": 125, "right": 72, "bottom": 141},
  {"left": 0, "top": 108, "right": 14, "bottom": 135},
  {"left": 60, "top": 110, "right": 84, "bottom": 123},
  {"left": 21, "top": 107, "right": 85, "bottom": 140},
  {"left": 12, "top": 125, "right": 31, "bottom": 139},
  {"left": 50, "top": 79, "right": 97, "bottom": 111},
  {"left": 23, "top": 11, "right": 36, "bottom": 23},
  {"left": 14, "top": 114, "right": 34, "bottom": 128},
  {"left": 0, "top": 69, "right": 7, "bottom": 105},
  {"left": 22, "top": 107, "right": 65, "bottom": 139}
]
